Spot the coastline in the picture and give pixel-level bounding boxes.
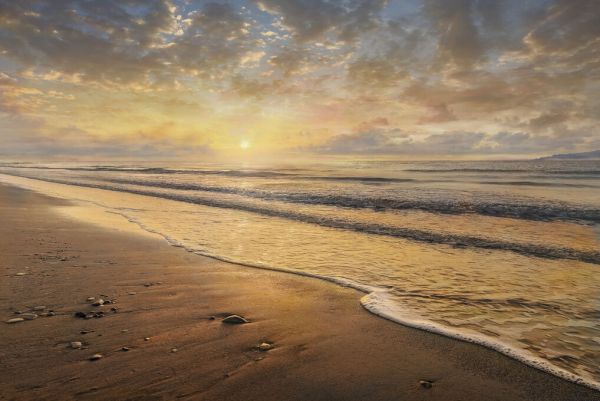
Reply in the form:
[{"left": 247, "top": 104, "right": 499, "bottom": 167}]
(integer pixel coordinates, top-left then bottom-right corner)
[{"left": 1, "top": 183, "right": 598, "bottom": 401}]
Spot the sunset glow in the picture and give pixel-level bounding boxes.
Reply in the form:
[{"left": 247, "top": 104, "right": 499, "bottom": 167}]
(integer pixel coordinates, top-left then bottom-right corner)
[{"left": 0, "top": 0, "right": 598, "bottom": 160}]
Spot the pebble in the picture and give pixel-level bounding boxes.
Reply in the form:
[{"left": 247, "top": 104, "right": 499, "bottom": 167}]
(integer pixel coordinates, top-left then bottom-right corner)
[
  {"left": 222, "top": 315, "right": 249, "bottom": 324},
  {"left": 171, "top": 348, "right": 178, "bottom": 353},
  {"left": 86, "top": 297, "right": 95, "bottom": 302},
  {"left": 121, "top": 347, "right": 130, "bottom": 352},
  {"left": 258, "top": 342, "right": 273, "bottom": 352},
  {"left": 74, "top": 312, "right": 87, "bottom": 318},
  {"left": 144, "top": 337, "right": 150, "bottom": 341},
  {"left": 21, "top": 313, "right": 38, "bottom": 320},
  {"left": 92, "top": 299, "right": 104, "bottom": 306},
  {"left": 121, "top": 329, "right": 129, "bottom": 333},
  {"left": 33, "top": 306, "right": 46, "bottom": 311},
  {"left": 47, "top": 311, "right": 56, "bottom": 317},
  {"left": 419, "top": 380, "right": 433, "bottom": 389},
  {"left": 208, "top": 316, "right": 216, "bottom": 320},
  {"left": 6, "top": 318, "right": 24, "bottom": 324},
  {"left": 15, "top": 273, "right": 26, "bottom": 276},
  {"left": 89, "top": 354, "right": 103, "bottom": 361},
  {"left": 70, "top": 341, "right": 82, "bottom": 349},
  {"left": 128, "top": 292, "right": 137, "bottom": 296}
]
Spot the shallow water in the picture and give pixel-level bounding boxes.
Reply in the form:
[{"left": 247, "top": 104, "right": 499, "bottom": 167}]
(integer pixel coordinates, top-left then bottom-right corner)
[{"left": 1, "top": 159, "right": 599, "bottom": 389}]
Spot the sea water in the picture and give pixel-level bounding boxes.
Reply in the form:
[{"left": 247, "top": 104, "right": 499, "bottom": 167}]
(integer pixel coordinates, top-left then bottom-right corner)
[{"left": 0, "top": 159, "right": 598, "bottom": 389}]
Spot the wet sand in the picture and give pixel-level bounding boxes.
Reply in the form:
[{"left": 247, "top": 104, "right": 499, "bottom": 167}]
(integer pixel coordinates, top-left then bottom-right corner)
[{"left": 0, "top": 184, "right": 598, "bottom": 401}]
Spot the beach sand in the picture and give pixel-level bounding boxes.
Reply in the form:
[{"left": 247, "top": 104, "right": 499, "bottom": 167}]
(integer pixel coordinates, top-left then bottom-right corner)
[{"left": 1, "top": 183, "right": 598, "bottom": 401}]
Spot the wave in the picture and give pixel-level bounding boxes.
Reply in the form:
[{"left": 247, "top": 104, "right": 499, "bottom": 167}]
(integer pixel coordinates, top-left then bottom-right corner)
[
  {"left": 361, "top": 292, "right": 600, "bottom": 391},
  {"left": 3, "top": 164, "right": 599, "bottom": 188},
  {"left": 101, "top": 207, "right": 600, "bottom": 392},
  {"left": 100, "top": 177, "right": 600, "bottom": 223},
  {"left": 405, "top": 168, "right": 600, "bottom": 175},
  {"left": 479, "top": 180, "right": 600, "bottom": 188},
  {"left": 3, "top": 172, "right": 599, "bottom": 264},
  {"left": 0, "top": 164, "right": 299, "bottom": 177}
]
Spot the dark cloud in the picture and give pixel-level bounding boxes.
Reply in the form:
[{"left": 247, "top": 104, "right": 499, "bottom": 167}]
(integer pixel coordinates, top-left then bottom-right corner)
[
  {"left": 268, "top": 47, "right": 312, "bottom": 76},
  {"left": 347, "top": 55, "right": 406, "bottom": 88},
  {"left": 314, "top": 128, "right": 598, "bottom": 155},
  {"left": 0, "top": 1, "right": 259, "bottom": 86},
  {"left": 254, "top": 0, "right": 387, "bottom": 43},
  {"left": 424, "top": 0, "right": 485, "bottom": 68},
  {"left": 0, "top": 0, "right": 174, "bottom": 84},
  {"left": 167, "top": 2, "right": 259, "bottom": 79}
]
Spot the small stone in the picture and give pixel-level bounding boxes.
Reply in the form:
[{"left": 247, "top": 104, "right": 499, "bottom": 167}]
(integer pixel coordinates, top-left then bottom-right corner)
[
  {"left": 208, "top": 316, "right": 216, "bottom": 320},
  {"left": 86, "top": 297, "right": 95, "bottom": 302},
  {"left": 13, "top": 311, "right": 22, "bottom": 315},
  {"left": 80, "top": 330, "right": 91, "bottom": 334},
  {"left": 21, "top": 313, "right": 38, "bottom": 320},
  {"left": 144, "top": 337, "right": 150, "bottom": 341},
  {"left": 258, "top": 342, "right": 273, "bottom": 352},
  {"left": 74, "top": 311, "right": 87, "bottom": 318},
  {"left": 89, "top": 354, "right": 103, "bottom": 361},
  {"left": 222, "top": 315, "right": 248, "bottom": 324},
  {"left": 70, "top": 341, "right": 82, "bottom": 349},
  {"left": 121, "top": 329, "right": 129, "bottom": 333},
  {"left": 15, "top": 273, "right": 26, "bottom": 276},
  {"left": 128, "top": 292, "right": 137, "bottom": 296},
  {"left": 121, "top": 347, "right": 130, "bottom": 352},
  {"left": 93, "top": 312, "right": 104, "bottom": 318},
  {"left": 33, "top": 306, "right": 46, "bottom": 311},
  {"left": 419, "top": 380, "right": 433, "bottom": 389},
  {"left": 47, "top": 311, "right": 56, "bottom": 317},
  {"left": 92, "top": 299, "right": 104, "bottom": 306},
  {"left": 110, "top": 307, "right": 118, "bottom": 312},
  {"left": 6, "top": 318, "right": 24, "bottom": 324},
  {"left": 171, "top": 348, "right": 178, "bottom": 353},
  {"left": 143, "top": 283, "right": 152, "bottom": 287}
]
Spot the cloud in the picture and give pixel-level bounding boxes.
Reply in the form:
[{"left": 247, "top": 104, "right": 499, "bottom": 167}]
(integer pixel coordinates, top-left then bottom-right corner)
[
  {"left": 0, "top": 1, "right": 261, "bottom": 86},
  {"left": 313, "top": 128, "right": 597, "bottom": 156},
  {"left": 254, "top": 0, "right": 387, "bottom": 43},
  {"left": 0, "top": 0, "right": 599, "bottom": 158},
  {"left": 347, "top": 56, "right": 406, "bottom": 88},
  {"left": 0, "top": 0, "right": 175, "bottom": 85},
  {"left": 424, "top": 0, "right": 485, "bottom": 68}
]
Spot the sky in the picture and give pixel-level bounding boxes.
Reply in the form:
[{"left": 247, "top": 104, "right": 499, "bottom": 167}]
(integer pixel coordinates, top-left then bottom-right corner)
[{"left": 0, "top": 0, "right": 599, "bottom": 160}]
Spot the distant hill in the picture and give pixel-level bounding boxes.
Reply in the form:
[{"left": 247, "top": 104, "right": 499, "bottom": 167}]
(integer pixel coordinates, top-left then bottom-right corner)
[{"left": 538, "top": 150, "right": 600, "bottom": 160}]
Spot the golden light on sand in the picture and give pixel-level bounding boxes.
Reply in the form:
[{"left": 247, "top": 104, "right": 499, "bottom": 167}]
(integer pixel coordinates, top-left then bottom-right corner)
[{"left": 240, "top": 140, "right": 251, "bottom": 150}]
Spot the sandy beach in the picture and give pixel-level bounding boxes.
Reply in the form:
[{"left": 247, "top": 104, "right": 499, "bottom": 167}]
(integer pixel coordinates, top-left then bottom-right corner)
[{"left": 1, "top": 183, "right": 598, "bottom": 401}]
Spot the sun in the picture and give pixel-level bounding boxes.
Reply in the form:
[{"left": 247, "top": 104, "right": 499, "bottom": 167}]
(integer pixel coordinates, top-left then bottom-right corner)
[{"left": 240, "top": 140, "right": 251, "bottom": 150}]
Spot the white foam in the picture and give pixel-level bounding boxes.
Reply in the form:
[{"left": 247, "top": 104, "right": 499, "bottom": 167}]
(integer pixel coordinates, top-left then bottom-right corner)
[{"left": 361, "top": 291, "right": 600, "bottom": 392}]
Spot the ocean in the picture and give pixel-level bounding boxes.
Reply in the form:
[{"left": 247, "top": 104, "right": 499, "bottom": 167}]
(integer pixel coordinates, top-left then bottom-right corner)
[{"left": 0, "top": 159, "right": 599, "bottom": 389}]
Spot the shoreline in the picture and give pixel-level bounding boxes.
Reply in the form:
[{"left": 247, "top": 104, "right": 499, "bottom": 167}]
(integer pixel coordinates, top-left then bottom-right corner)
[
  {"left": 117, "top": 206, "right": 600, "bottom": 392},
  {"left": 1, "top": 183, "right": 599, "bottom": 401}
]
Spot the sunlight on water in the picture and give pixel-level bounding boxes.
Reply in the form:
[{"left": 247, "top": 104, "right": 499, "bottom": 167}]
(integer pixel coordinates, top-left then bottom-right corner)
[{"left": 0, "top": 159, "right": 599, "bottom": 389}]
